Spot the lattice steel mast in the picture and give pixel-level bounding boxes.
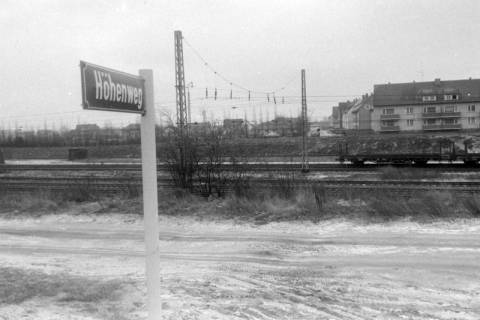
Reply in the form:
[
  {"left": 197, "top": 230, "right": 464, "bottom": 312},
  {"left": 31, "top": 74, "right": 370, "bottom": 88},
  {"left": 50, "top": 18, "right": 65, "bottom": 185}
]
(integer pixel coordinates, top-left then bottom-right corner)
[{"left": 174, "top": 30, "right": 188, "bottom": 131}]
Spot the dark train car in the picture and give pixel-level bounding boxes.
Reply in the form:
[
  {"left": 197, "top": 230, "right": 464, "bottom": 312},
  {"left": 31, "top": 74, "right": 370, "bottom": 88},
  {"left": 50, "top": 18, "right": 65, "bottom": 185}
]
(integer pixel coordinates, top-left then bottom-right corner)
[{"left": 336, "top": 138, "right": 479, "bottom": 165}]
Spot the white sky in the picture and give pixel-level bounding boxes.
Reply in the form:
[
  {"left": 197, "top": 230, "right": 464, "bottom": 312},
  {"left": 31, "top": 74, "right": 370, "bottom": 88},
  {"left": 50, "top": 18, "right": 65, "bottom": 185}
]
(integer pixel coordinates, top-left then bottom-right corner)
[{"left": 1, "top": 0, "right": 480, "bottom": 129}]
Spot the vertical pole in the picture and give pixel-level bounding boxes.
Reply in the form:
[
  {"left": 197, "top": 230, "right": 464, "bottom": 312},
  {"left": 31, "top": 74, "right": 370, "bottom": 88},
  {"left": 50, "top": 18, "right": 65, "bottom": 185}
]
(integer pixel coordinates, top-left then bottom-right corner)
[
  {"left": 187, "top": 88, "right": 191, "bottom": 125},
  {"left": 174, "top": 30, "right": 188, "bottom": 187},
  {"left": 174, "top": 30, "right": 187, "bottom": 131},
  {"left": 301, "top": 69, "right": 309, "bottom": 172},
  {"left": 139, "top": 69, "right": 161, "bottom": 319}
]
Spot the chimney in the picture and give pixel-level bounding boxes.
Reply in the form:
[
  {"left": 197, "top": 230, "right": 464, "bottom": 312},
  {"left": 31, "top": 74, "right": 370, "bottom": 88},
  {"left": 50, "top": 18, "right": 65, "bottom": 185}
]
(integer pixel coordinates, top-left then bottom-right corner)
[{"left": 434, "top": 78, "right": 441, "bottom": 86}]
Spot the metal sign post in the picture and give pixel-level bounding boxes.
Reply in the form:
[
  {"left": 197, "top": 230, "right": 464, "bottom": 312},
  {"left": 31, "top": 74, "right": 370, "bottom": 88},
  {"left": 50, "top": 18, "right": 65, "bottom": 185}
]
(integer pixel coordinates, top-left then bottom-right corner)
[
  {"left": 80, "top": 62, "right": 161, "bottom": 319},
  {"left": 139, "top": 69, "right": 162, "bottom": 319}
]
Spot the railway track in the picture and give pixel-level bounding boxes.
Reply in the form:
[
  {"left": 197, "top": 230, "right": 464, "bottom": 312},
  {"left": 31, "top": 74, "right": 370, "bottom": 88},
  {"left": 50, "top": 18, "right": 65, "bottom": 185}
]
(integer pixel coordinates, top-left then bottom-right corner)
[
  {"left": 1, "top": 176, "right": 480, "bottom": 196},
  {"left": 1, "top": 163, "right": 479, "bottom": 172}
]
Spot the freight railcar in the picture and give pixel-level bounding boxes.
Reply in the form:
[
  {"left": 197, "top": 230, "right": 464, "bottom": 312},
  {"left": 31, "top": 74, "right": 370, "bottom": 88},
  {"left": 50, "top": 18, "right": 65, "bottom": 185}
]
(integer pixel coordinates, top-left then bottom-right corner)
[{"left": 337, "top": 139, "right": 480, "bottom": 166}]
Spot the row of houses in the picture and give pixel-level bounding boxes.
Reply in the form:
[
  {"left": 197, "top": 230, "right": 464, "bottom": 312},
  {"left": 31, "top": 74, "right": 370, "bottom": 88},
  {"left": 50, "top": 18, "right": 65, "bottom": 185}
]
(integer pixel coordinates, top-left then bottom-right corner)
[
  {"left": 0, "top": 123, "right": 144, "bottom": 146},
  {"left": 331, "top": 77, "right": 480, "bottom": 133}
]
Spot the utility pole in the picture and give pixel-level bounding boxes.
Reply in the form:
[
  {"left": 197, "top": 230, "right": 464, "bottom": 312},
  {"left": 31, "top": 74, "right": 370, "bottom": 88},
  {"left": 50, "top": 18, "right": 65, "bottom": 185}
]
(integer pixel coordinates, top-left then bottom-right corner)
[
  {"left": 174, "top": 30, "right": 189, "bottom": 187},
  {"left": 301, "top": 69, "right": 309, "bottom": 172},
  {"left": 174, "top": 30, "right": 188, "bottom": 132},
  {"left": 187, "top": 87, "right": 191, "bottom": 124},
  {"left": 186, "top": 82, "right": 193, "bottom": 125}
]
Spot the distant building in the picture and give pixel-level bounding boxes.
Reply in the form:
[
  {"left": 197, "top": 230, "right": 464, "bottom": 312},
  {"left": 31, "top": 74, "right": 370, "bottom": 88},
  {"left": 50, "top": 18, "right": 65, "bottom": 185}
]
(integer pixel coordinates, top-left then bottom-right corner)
[
  {"left": 72, "top": 124, "right": 100, "bottom": 145},
  {"left": 373, "top": 78, "right": 480, "bottom": 132},
  {"left": 330, "top": 94, "right": 373, "bottom": 131},
  {"left": 37, "top": 129, "right": 56, "bottom": 139},
  {"left": 254, "top": 117, "right": 301, "bottom": 137},
  {"left": 123, "top": 123, "right": 141, "bottom": 142},
  {"left": 349, "top": 94, "right": 373, "bottom": 131},
  {"left": 223, "top": 119, "right": 245, "bottom": 137},
  {"left": 330, "top": 106, "right": 340, "bottom": 128},
  {"left": 189, "top": 122, "right": 211, "bottom": 136},
  {"left": 338, "top": 101, "right": 355, "bottom": 129},
  {"left": 342, "top": 101, "right": 357, "bottom": 129}
]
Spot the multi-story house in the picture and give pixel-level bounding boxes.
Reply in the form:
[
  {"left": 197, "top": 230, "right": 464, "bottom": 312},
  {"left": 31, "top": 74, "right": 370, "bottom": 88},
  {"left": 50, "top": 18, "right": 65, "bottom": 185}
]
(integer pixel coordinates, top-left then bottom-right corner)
[
  {"left": 372, "top": 78, "right": 480, "bottom": 132},
  {"left": 346, "top": 94, "right": 373, "bottom": 131},
  {"left": 334, "top": 94, "right": 373, "bottom": 131},
  {"left": 339, "top": 101, "right": 355, "bottom": 129},
  {"left": 329, "top": 106, "right": 340, "bottom": 128}
]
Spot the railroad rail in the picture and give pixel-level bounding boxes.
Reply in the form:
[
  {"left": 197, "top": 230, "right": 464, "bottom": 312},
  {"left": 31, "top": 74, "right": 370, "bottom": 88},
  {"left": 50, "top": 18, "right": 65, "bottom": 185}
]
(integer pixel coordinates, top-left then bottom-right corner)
[
  {"left": 1, "top": 176, "right": 480, "bottom": 196},
  {"left": 0, "top": 163, "right": 479, "bottom": 172}
]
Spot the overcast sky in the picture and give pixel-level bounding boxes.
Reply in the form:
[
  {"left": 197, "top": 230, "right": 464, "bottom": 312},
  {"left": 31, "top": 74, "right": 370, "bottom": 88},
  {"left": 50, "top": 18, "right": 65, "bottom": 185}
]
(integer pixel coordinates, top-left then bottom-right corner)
[{"left": 1, "top": 0, "right": 480, "bottom": 129}]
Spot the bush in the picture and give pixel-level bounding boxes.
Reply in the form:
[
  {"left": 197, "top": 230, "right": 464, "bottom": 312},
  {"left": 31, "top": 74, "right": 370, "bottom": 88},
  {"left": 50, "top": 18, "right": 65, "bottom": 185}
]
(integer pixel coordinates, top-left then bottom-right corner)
[
  {"left": 0, "top": 267, "right": 125, "bottom": 305},
  {"left": 462, "top": 196, "right": 480, "bottom": 217},
  {"left": 0, "top": 192, "right": 59, "bottom": 217},
  {"left": 368, "top": 191, "right": 456, "bottom": 221},
  {"left": 274, "top": 172, "right": 297, "bottom": 199},
  {"left": 164, "top": 126, "right": 248, "bottom": 197}
]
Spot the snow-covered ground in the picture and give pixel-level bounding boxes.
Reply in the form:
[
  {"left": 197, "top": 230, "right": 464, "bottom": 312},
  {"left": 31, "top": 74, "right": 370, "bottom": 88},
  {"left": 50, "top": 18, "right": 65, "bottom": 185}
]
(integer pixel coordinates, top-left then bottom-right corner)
[{"left": 0, "top": 213, "right": 479, "bottom": 319}]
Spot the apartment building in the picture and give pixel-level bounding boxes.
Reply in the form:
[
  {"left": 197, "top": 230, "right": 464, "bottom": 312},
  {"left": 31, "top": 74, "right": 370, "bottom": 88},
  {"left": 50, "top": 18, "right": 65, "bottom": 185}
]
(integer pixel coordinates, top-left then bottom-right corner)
[
  {"left": 333, "top": 94, "right": 373, "bottom": 130},
  {"left": 372, "top": 78, "right": 480, "bottom": 132},
  {"left": 348, "top": 94, "right": 373, "bottom": 130}
]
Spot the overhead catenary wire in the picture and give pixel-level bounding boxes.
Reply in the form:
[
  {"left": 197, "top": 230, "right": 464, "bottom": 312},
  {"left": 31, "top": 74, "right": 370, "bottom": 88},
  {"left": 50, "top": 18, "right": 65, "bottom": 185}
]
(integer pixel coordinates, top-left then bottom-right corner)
[{"left": 182, "top": 36, "right": 298, "bottom": 96}]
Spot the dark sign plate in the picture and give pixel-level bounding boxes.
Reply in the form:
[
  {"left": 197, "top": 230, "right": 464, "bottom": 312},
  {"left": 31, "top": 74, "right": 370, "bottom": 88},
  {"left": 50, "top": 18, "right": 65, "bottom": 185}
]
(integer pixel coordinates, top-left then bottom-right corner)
[{"left": 80, "top": 61, "right": 145, "bottom": 114}]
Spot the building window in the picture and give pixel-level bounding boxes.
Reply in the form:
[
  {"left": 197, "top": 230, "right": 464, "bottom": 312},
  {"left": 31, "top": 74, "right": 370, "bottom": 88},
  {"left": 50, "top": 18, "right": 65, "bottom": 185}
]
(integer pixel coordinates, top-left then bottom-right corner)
[
  {"left": 468, "top": 117, "right": 476, "bottom": 124},
  {"left": 382, "top": 120, "right": 396, "bottom": 127},
  {"left": 443, "top": 118, "right": 458, "bottom": 125},
  {"left": 406, "top": 107, "right": 413, "bottom": 114},
  {"left": 444, "top": 94, "right": 459, "bottom": 101},
  {"left": 407, "top": 119, "right": 414, "bottom": 126},
  {"left": 422, "top": 95, "right": 437, "bottom": 102},
  {"left": 383, "top": 108, "right": 394, "bottom": 115},
  {"left": 468, "top": 105, "right": 476, "bottom": 112},
  {"left": 423, "top": 106, "right": 437, "bottom": 113},
  {"left": 443, "top": 105, "right": 457, "bottom": 113},
  {"left": 423, "top": 119, "right": 436, "bottom": 125}
]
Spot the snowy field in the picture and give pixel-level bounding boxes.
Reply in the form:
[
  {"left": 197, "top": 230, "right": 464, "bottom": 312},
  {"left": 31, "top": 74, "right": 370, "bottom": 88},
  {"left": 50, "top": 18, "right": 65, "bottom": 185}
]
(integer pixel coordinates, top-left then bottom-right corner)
[{"left": 0, "top": 212, "right": 479, "bottom": 319}]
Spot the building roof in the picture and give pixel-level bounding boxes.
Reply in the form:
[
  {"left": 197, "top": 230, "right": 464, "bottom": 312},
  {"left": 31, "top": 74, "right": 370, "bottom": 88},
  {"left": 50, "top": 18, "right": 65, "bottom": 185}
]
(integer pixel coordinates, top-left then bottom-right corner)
[
  {"left": 338, "top": 100, "right": 356, "bottom": 113},
  {"left": 350, "top": 94, "right": 373, "bottom": 114},
  {"left": 373, "top": 78, "right": 480, "bottom": 107}
]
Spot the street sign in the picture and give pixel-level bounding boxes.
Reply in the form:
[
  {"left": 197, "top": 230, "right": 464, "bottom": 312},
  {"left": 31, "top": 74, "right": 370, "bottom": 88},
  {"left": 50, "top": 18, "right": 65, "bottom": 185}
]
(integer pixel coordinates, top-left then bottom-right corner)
[
  {"left": 80, "top": 61, "right": 145, "bottom": 114},
  {"left": 80, "top": 63, "right": 161, "bottom": 319}
]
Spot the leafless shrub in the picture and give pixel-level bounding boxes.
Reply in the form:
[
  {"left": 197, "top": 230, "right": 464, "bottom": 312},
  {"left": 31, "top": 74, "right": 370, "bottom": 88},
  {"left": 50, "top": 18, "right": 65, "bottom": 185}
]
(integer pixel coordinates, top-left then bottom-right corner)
[
  {"left": 60, "top": 176, "right": 98, "bottom": 202},
  {"left": 0, "top": 191, "right": 59, "bottom": 217},
  {"left": 0, "top": 267, "right": 124, "bottom": 305},
  {"left": 312, "top": 184, "right": 326, "bottom": 211},
  {"left": 419, "top": 192, "right": 454, "bottom": 219},
  {"left": 368, "top": 191, "right": 455, "bottom": 221},
  {"left": 163, "top": 126, "right": 198, "bottom": 190},
  {"left": 164, "top": 125, "right": 248, "bottom": 197},
  {"left": 274, "top": 172, "right": 297, "bottom": 199},
  {"left": 462, "top": 196, "right": 480, "bottom": 217}
]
